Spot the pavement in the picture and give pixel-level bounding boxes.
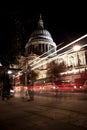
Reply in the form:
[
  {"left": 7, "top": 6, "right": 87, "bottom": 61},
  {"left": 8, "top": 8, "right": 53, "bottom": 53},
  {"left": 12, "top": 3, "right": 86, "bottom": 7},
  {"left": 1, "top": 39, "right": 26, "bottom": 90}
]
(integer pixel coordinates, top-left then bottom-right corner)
[{"left": 0, "top": 93, "right": 87, "bottom": 130}]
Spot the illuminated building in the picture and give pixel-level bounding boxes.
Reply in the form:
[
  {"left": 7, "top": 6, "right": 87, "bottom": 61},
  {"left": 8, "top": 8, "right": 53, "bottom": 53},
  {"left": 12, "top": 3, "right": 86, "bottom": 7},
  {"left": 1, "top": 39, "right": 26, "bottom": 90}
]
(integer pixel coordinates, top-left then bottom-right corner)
[{"left": 14, "top": 15, "right": 87, "bottom": 87}]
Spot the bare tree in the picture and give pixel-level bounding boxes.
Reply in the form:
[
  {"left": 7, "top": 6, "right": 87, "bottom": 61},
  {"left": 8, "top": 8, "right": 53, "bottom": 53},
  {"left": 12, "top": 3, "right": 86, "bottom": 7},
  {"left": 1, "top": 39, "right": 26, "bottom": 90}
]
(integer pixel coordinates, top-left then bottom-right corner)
[{"left": 47, "top": 61, "right": 66, "bottom": 79}]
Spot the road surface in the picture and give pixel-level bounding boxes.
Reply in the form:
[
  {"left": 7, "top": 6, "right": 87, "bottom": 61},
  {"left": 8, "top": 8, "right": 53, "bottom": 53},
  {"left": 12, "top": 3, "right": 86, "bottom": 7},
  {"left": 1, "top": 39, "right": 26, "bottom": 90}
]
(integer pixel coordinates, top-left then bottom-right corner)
[{"left": 0, "top": 92, "right": 87, "bottom": 130}]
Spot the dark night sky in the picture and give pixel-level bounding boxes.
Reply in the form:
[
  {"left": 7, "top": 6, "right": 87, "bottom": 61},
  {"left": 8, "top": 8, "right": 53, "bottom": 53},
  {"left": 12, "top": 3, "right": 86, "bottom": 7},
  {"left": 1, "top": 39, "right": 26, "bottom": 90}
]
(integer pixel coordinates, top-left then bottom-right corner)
[{"left": 0, "top": 1, "right": 87, "bottom": 53}]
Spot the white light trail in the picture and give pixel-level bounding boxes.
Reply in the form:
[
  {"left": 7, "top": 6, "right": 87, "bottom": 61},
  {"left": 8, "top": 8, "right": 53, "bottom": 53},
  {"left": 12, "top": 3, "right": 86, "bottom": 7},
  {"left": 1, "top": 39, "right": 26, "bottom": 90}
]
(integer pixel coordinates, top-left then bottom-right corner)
[
  {"left": 30, "top": 34, "right": 87, "bottom": 67},
  {"left": 31, "top": 49, "right": 73, "bottom": 70},
  {"left": 28, "top": 42, "right": 64, "bottom": 65},
  {"left": 31, "top": 43, "right": 87, "bottom": 70}
]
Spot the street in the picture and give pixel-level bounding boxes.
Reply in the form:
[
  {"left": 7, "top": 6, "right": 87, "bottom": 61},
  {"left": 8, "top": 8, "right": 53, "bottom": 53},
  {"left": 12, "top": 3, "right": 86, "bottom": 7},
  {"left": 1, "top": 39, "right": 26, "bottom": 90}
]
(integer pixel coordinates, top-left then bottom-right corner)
[{"left": 0, "top": 92, "right": 87, "bottom": 130}]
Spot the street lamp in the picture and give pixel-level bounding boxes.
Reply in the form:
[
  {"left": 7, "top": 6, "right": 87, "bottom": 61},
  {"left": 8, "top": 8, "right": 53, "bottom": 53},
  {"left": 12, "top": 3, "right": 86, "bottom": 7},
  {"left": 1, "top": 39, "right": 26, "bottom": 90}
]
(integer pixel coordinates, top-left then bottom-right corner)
[
  {"left": 73, "top": 45, "right": 81, "bottom": 52},
  {"left": 0, "top": 62, "right": 2, "bottom": 66},
  {"left": 7, "top": 70, "right": 12, "bottom": 74}
]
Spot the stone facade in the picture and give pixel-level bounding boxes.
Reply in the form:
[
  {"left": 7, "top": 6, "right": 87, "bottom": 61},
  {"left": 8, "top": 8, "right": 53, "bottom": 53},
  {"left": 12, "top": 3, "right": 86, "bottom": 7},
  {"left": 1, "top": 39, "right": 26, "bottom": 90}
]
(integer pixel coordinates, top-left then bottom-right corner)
[{"left": 17, "top": 16, "right": 87, "bottom": 85}]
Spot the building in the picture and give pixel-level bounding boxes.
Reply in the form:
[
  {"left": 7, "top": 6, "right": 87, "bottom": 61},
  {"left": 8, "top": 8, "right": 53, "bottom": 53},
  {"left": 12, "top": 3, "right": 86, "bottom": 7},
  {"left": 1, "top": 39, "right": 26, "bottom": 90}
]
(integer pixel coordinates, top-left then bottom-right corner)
[
  {"left": 19, "top": 14, "right": 57, "bottom": 85},
  {"left": 14, "top": 15, "right": 87, "bottom": 88}
]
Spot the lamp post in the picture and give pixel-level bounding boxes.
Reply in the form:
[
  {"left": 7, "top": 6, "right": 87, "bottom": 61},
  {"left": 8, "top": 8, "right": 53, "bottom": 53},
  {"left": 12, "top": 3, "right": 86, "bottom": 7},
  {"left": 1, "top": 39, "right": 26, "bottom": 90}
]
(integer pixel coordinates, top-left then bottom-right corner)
[{"left": 24, "top": 57, "right": 28, "bottom": 88}]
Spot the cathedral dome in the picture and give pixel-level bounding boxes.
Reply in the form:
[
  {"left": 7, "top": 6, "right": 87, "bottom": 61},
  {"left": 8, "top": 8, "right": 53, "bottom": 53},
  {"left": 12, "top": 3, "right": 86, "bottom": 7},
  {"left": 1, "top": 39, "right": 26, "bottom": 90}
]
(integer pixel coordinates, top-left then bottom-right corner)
[
  {"left": 25, "top": 14, "right": 57, "bottom": 56},
  {"left": 29, "top": 29, "right": 53, "bottom": 42},
  {"left": 28, "top": 29, "right": 56, "bottom": 47}
]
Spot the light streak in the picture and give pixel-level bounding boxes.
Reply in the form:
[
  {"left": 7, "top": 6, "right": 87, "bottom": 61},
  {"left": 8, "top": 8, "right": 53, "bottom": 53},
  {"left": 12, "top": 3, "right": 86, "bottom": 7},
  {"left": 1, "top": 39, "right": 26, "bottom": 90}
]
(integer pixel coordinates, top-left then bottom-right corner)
[
  {"left": 30, "top": 34, "right": 87, "bottom": 67},
  {"left": 31, "top": 43, "right": 87, "bottom": 70},
  {"left": 31, "top": 49, "right": 73, "bottom": 70},
  {"left": 28, "top": 42, "right": 64, "bottom": 65}
]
